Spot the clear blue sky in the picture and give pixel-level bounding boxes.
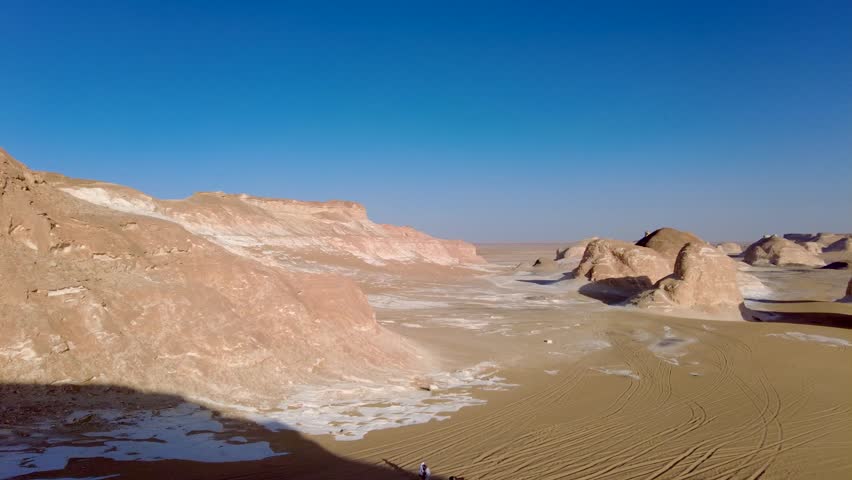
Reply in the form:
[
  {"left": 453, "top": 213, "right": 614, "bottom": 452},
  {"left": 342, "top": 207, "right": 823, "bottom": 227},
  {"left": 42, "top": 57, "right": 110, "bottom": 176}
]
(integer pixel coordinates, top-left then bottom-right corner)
[{"left": 2, "top": 1, "right": 850, "bottom": 242}]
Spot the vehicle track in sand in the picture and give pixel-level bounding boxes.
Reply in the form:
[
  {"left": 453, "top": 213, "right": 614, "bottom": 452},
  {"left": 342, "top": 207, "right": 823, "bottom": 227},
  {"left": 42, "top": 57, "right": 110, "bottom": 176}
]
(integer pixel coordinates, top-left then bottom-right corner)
[{"left": 335, "top": 316, "right": 852, "bottom": 480}]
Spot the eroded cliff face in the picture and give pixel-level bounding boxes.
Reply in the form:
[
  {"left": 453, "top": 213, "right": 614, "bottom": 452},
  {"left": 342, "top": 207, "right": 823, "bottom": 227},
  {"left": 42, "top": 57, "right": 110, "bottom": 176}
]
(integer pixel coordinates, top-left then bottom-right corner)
[
  {"left": 0, "top": 149, "right": 481, "bottom": 407},
  {"left": 46, "top": 174, "right": 484, "bottom": 274}
]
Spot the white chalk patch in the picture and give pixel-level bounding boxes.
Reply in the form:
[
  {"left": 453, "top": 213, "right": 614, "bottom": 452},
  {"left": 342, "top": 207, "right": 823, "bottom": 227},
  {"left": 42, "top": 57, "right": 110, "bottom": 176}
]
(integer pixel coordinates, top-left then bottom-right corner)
[
  {"left": 238, "top": 362, "right": 515, "bottom": 441},
  {"left": 590, "top": 367, "right": 640, "bottom": 380},
  {"left": 47, "top": 286, "right": 87, "bottom": 297},
  {"left": 431, "top": 317, "right": 491, "bottom": 330},
  {"left": 60, "top": 187, "right": 166, "bottom": 219},
  {"left": 367, "top": 294, "right": 451, "bottom": 310},
  {"left": 767, "top": 332, "right": 851, "bottom": 347},
  {"left": 544, "top": 370, "right": 559, "bottom": 376},
  {"left": 737, "top": 271, "right": 773, "bottom": 299}
]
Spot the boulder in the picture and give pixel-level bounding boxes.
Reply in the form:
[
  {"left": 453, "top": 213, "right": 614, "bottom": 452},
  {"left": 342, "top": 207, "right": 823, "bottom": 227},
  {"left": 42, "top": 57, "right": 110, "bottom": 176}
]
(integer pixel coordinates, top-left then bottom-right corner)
[
  {"left": 743, "top": 236, "right": 825, "bottom": 267},
  {"left": 574, "top": 239, "right": 673, "bottom": 295},
  {"left": 636, "top": 227, "right": 708, "bottom": 261},
  {"left": 716, "top": 242, "right": 743, "bottom": 255},
  {"left": 631, "top": 243, "right": 743, "bottom": 315}
]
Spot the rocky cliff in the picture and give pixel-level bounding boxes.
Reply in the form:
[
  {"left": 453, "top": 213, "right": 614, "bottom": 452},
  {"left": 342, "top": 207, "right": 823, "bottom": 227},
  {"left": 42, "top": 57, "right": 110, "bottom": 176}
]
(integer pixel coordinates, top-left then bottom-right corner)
[
  {"left": 0, "top": 149, "right": 481, "bottom": 407},
  {"left": 47, "top": 173, "right": 484, "bottom": 274}
]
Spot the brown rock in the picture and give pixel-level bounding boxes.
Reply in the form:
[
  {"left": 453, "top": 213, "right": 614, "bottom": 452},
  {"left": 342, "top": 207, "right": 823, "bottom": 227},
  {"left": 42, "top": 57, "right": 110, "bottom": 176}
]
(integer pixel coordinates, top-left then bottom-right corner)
[
  {"left": 574, "top": 239, "right": 673, "bottom": 294},
  {"left": 743, "top": 236, "right": 825, "bottom": 267},
  {"left": 635, "top": 227, "right": 708, "bottom": 261},
  {"left": 45, "top": 173, "right": 485, "bottom": 270},
  {"left": 631, "top": 243, "right": 743, "bottom": 315},
  {"left": 0, "top": 149, "right": 440, "bottom": 407}
]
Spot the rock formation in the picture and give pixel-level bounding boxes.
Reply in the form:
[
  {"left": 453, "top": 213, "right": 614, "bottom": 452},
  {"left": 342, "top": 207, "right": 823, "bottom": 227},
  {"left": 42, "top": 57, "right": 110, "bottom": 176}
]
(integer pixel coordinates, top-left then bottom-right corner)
[
  {"left": 802, "top": 242, "right": 823, "bottom": 255},
  {"left": 824, "top": 238, "right": 852, "bottom": 253},
  {"left": 636, "top": 227, "right": 707, "bottom": 261},
  {"left": 0, "top": 149, "right": 483, "bottom": 407},
  {"left": 574, "top": 239, "right": 673, "bottom": 294},
  {"left": 47, "top": 173, "right": 484, "bottom": 273},
  {"left": 784, "top": 232, "right": 851, "bottom": 248},
  {"left": 716, "top": 242, "right": 743, "bottom": 255},
  {"left": 631, "top": 243, "right": 743, "bottom": 315},
  {"left": 743, "top": 236, "right": 825, "bottom": 267},
  {"left": 555, "top": 238, "right": 597, "bottom": 262}
]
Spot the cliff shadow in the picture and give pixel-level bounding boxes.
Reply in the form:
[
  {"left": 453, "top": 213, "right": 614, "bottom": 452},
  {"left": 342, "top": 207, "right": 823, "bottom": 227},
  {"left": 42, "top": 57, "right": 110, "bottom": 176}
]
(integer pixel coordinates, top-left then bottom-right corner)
[{"left": 0, "top": 383, "right": 449, "bottom": 480}]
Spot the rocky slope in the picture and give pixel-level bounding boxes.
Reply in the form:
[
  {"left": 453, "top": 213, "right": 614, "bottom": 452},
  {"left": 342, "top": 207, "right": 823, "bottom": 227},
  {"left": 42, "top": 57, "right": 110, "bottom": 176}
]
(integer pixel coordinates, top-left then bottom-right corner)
[
  {"left": 46, "top": 173, "right": 484, "bottom": 275},
  {"left": 0, "top": 149, "right": 481, "bottom": 407}
]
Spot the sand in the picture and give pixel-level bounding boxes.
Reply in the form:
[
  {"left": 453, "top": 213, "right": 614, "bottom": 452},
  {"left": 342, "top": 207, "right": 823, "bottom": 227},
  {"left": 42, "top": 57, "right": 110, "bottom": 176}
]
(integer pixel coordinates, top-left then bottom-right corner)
[{"left": 3, "top": 244, "right": 851, "bottom": 479}]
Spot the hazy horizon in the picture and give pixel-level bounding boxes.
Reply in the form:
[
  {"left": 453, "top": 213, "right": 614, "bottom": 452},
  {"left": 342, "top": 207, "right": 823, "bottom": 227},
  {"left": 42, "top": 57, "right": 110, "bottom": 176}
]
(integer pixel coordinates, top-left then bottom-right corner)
[{"left": 3, "top": 1, "right": 850, "bottom": 243}]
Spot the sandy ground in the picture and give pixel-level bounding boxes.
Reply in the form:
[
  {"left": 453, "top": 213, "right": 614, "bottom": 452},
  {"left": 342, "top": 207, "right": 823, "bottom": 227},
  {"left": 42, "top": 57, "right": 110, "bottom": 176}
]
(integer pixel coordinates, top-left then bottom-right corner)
[{"left": 3, "top": 244, "right": 851, "bottom": 479}]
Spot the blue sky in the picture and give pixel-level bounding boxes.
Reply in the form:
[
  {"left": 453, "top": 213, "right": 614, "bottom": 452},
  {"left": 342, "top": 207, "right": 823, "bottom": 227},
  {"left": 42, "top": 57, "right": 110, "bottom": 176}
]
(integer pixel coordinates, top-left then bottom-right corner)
[{"left": 2, "top": 1, "right": 850, "bottom": 242}]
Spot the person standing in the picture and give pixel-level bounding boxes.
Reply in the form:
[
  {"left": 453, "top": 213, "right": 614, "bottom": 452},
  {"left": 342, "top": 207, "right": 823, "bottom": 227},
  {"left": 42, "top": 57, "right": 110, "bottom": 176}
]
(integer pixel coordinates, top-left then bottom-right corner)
[{"left": 419, "top": 461, "right": 431, "bottom": 480}]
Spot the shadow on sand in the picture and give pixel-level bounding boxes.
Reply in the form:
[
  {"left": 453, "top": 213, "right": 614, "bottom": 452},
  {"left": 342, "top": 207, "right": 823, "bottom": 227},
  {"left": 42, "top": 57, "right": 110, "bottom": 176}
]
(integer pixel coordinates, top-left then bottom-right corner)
[
  {"left": 516, "top": 272, "right": 575, "bottom": 286},
  {"left": 745, "top": 305, "right": 852, "bottom": 329},
  {"left": 0, "top": 383, "right": 447, "bottom": 480},
  {"left": 575, "top": 277, "right": 655, "bottom": 305}
]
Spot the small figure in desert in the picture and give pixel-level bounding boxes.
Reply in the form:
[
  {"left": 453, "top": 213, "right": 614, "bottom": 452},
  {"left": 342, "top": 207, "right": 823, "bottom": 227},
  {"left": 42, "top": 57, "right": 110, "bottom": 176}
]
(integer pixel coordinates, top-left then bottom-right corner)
[{"left": 419, "top": 461, "right": 431, "bottom": 480}]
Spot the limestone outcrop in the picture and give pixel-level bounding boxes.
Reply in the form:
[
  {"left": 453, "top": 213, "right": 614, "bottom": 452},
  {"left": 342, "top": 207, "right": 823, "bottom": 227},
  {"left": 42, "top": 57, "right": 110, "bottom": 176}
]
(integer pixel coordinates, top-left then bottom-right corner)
[
  {"left": 631, "top": 243, "right": 743, "bottom": 315},
  {"left": 636, "top": 227, "right": 707, "bottom": 261},
  {"left": 743, "top": 236, "right": 825, "bottom": 267},
  {"left": 784, "top": 232, "right": 851, "bottom": 248},
  {"left": 47, "top": 174, "right": 484, "bottom": 273},
  {"left": 574, "top": 239, "right": 673, "bottom": 294},
  {"left": 0, "top": 149, "right": 464, "bottom": 407}
]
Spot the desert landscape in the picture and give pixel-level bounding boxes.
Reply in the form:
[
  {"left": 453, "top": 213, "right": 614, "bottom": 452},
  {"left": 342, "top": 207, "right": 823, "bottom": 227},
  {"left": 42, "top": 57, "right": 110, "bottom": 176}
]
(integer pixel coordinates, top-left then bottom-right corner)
[
  {"left": 3, "top": 3, "right": 852, "bottom": 479},
  {"left": 2, "top": 150, "right": 850, "bottom": 479}
]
